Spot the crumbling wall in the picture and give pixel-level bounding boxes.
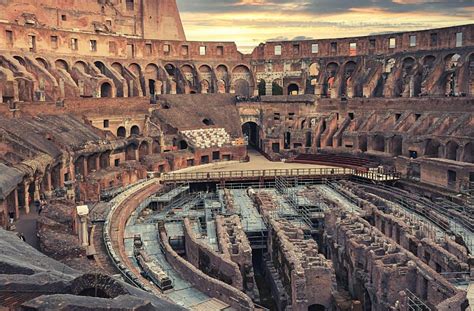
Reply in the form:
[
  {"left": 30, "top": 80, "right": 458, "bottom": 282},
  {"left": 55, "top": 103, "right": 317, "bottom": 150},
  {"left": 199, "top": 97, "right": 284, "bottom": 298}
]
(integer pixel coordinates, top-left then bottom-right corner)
[{"left": 159, "top": 224, "right": 254, "bottom": 311}]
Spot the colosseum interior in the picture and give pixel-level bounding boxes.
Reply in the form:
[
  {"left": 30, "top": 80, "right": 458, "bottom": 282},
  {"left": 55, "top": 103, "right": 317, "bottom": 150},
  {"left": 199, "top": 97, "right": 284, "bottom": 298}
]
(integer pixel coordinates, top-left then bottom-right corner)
[{"left": 0, "top": 0, "right": 473, "bottom": 310}]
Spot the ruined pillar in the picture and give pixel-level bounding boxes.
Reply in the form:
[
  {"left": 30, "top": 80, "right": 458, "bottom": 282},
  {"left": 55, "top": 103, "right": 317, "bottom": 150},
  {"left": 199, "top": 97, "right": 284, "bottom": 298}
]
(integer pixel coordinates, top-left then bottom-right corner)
[
  {"left": 82, "top": 157, "right": 88, "bottom": 178},
  {"left": 76, "top": 205, "right": 89, "bottom": 247},
  {"left": 34, "top": 179, "right": 41, "bottom": 201},
  {"left": 23, "top": 181, "right": 30, "bottom": 215},
  {"left": 45, "top": 171, "right": 52, "bottom": 197},
  {"left": 0, "top": 199, "right": 7, "bottom": 228},
  {"left": 13, "top": 188, "right": 19, "bottom": 220},
  {"left": 95, "top": 155, "right": 100, "bottom": 172}
]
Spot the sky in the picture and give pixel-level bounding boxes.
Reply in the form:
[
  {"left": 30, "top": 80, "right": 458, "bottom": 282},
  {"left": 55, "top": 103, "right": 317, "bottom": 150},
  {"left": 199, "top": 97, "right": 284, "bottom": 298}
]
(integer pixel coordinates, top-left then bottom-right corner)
[{"left": 176, "top": 0, "right": 474, "bottom": 53}]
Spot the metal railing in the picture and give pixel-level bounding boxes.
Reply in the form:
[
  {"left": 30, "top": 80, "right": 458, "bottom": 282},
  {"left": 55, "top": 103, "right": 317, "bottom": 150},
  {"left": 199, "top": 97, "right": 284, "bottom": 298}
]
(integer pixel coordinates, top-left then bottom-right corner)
[{"left": 162, "top": 167, "right": 401, "bottom": 183}]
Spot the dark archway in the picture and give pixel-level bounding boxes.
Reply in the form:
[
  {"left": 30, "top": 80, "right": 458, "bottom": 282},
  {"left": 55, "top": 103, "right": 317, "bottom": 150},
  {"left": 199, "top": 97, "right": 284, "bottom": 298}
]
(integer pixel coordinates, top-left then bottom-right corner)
[
  {"left": 425, "top": 139, "right": 441, "bottom": 158},
  {"left": 234, "top": 79, "right": 250, "bottom": 97},
  {"left": 446, "top": 141, "right": 459, "bottom": 161},
  {"left": 130, "top": 125, "right": 140, "bottom": 136},
  {"left": 100, "top": 82, "right": 112, "bottom": 98},
  {"left": 117, "top": 126, "right": 126, "bottom": 138},
  {"left": 308, "top": 304, "right": 325, "bottom": 311},
  {"left": 257, "top": 79, "right": 266, "bottom": 96},
  {"left": 138, "top": 142, "right": 149, "bottom": 160},
  {"left": 272, "top": 80, "right": 283, "bottom": 95},
  {"left": 373, "top": 135, "right": 385, "bottom": 152},
  {"left": 126, "top": 143, "right": 137, "bottom": 161},
  {"left": 178, "top": 140, "right": 188, "bottom": 150},
  {"left": 463, "top": 142, "right": 473, "bottom": 163},
  {"left": 242, "top": 122, "right": 260, "bottom": 148},
  {"left": 288, "top": 83, "right": 299, "bottom": 95},
  {"left": 392, "top": 135, "right": 403, "bottom": 156}
]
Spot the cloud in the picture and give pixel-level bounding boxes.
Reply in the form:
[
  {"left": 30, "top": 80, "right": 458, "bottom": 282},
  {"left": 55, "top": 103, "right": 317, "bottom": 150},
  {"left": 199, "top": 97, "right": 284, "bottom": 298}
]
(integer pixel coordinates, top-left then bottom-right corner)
[{"left": 176, "top": 0, "right": 474, "bottom": 53}]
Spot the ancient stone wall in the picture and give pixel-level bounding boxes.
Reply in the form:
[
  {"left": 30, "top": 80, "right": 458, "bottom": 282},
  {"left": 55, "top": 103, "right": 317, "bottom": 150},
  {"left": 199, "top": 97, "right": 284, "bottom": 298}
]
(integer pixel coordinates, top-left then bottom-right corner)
[{"left": 159, "top": 224, "right": 255, "bottom": 311}]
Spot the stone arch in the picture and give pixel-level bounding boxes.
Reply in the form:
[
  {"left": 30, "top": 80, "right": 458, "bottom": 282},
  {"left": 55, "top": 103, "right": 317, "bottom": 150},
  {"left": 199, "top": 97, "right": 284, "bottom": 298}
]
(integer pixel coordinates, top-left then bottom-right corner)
[
  {"left": 199, "top": 64, "right": 212, "bottom": 74},
  {"left": 232, "top": 64, "right": 253, "bottom": 95},
  {"left": 145, "top": 63, "right": 159, "bottom": 78},
  {"left": 445, "top": 140, "right": 459, "bottom": 161},
  {"left": 117, "top": 126, "right": 126, "bottom": 138},
  {"left": 425, "top": 139, "right": 441, "bottom": 157},
  {"left": 181, "top": 64, "right": 195, "bottom": 86},
  {"left": 217, "top": 79, "right": 226, "bottom": 94},
  {"left": 164, "top": 63, "right": 176, "bottom": 77},
  {"left": 13, "top": 56, "right": 26, "bottom": 67},
  {"left": 99, "top": 151, "right": 110, "bottom": 169},
  {"left": 71, "top": 274, "right": 127, "bottom": 299},
  {"left": 94, "top": 61, "right": 107, "bottom": 75},
  {"left": 128, "top": 63, "right": 142, "bottom": 77},
  {"left": 55, "top": 59, "right": 69, "bottom": 71},
  {"left": 272, "top": 79, "right": 283, "bottom": 95},
  {"left": 130, "top": 125, "right": 140, "bottom": 136},
  {"left": 178, "top": 140, "right": 188, "bottom": 150},
  {"left": 257, "top": 79, "right": 266, "bottom": 96},
  {"left": 288, "top": 83, "right": 299, "bottom": 95},
  {"left": 73, "top": 61, "right": 88, "bottom": 73},
  {"left": 99, "top": 82, "right": 112, "bottom": 98},
  {"left": 216, "top": 64, "right": 229, "bottom": 79},
  {"left": 242, "top": 121, "right": 260, "bottom": 148},
  {"left": 111, "top": 62, "right": 123, "bottom": 75},
  {"left": 444, "top": 53, "right": 461, "bottom": 70},
  {"left": 234, "top": 79, "right": 250, "bottom": 97},
  {"left": 125, "top": 143, "right": 138, "bottom": 161},
  {"left": 392, "top": 135, "right": 403, "bottom": 156},
  {"left": 462, "top": 142, "right": 473, "bottom": 163},
  {"left": 145, "top": 64, "right": 159, "bottom": 96},
  {"left": 325, "top": 62, "right": 339, "bottom": 97},
  {"left": 342, "top": 61, "right": 357, "bottom": 97},
  {"left": 200, "top": 79, "right": 210, "bottom": 94},
  {"left": 373, "top": 134, "right": 385, "bottom": 152},
  {"left": 423, "top": 55, "right": 436, "bottom": 66},
  {"left": 35, "top": 57, "right": 49, "bottom": 69},
  {"left": 138, "top": 141, "right": 149, "bottom": 160}
]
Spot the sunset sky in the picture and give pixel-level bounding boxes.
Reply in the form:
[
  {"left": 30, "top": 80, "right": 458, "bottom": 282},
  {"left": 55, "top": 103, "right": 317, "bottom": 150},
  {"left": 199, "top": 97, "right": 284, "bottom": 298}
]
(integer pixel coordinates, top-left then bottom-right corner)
[{"left": 176, "top": 0, "right": 474, "bottom": 53}]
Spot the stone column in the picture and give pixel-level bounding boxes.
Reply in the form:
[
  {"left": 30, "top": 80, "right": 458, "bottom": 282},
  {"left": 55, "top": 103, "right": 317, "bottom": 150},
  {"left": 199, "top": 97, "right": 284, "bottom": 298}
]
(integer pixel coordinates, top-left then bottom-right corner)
[
  {"left": 0, "top": 199, "right": 7, "bottom": 228},
  {"left": 82, "top": 157, "right": 88, "bottom": 178},
  {"left": 23, "top": 181, "right": 30, "bottom": 215},
  {"left": 45, "top": 171, "right": 52, "bottom": 198},
  {"left": 76, "top": 205, "right": 89, "bottom": 247},
  {"left": 95, "top": 155, "right": 100, "bottom": 171},
  {"left": 13, "top": 188, "right": 19, "bottom": 220}
]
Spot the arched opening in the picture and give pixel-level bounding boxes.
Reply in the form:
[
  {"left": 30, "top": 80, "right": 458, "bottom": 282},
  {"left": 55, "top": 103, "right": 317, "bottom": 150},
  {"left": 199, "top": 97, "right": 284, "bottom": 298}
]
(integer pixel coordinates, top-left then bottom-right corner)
[
  {"left": 178, "top": 140, "right": 188, "bottom": 150},
  {"left": 75, "top": 156, "right": 86, "bottom": 179},
  {"left": 100, "top": 82, "right": 112, "bottom": 98},
  {"left": 73, "top": 61, "right": 88, "bottom": 73},
  {"left": 305, "top": 132, "right": 312, "bottom": 148},
  {"left": 36, "top": 58, "right": 49, "bottom": 69},
  {"left": 165, "top": 64, "right": 176, "bottom": 77},
  {"left": 342, "top": 61, "right": 357, "bottom": 96},
  {"left": 308, "top": 304, "right": 325, "bottom": 311},
  {"left": 392, "top": 135, "right": 403, "bottom": 156},
  {"left": 463, "top": 142, "right": 473, "bottom": 163},
  {"left": 288, "top": 83, "right": 299, "bottom": 95},
  {"left": 125, "top": 143, "right": 137, "bottom": 161},
  {"left": 325, "top": 62, "right": 339, "bottom": 97},
  {"left": 13, "top": 56, "right": 27, "bottom": 67},
  {"left": 373, "top": 135, "right": 385, "bottom": 152},
  {"left": 99, "top": 152, "right": 110, "bottom": 169},
  {"left": 94, "top": 61, "right": 106, "bottom": 75},
  {"left": 446, "top": 141, "right": 459, "bottom": 161},
  {"left": 242, "top": 122, "right": 260, "bottom": 148},
  {"left": 202, "top": 118, "right": 214, "bottom": 126},
  {"left": 55, "top": 59, "right": 69, "bottom": 71},
  {"left": 87, "top": 154, "right": 98, "bottom": 173},
  {"left": 111, "top": 62, "right": 123, "bottom": 75},
  {"left": 425, "top": 139, "right": 441, "bottom": 158},
  {"left": 257, "top": 79, "right": 266, "bottom": 96},
  {"left": 130, "top": 125, "right": 140, "bottom": 136},
  {"left": 200, "top": 80, "right": 210, "bottom": 94},
  {"left": 234, "top": 79, "right": 250, "bottom": 97},
  {"left": 117, "top": 126, "right": 126, "bottom": 138},
  {"left": 138, "top": 142, "right": 149, "bottom": 160},
  {"left": 149, "top": 79, "right": 156, "bottom": 96},
  {"left": 284, "top": 132, "right": 291, "bottom": 149},
  {"left": 359, "top": 135, "right": 368, "bottom": 152},
  {"left": 272, "top": 79, "right": 283, "bottom": 95}
]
